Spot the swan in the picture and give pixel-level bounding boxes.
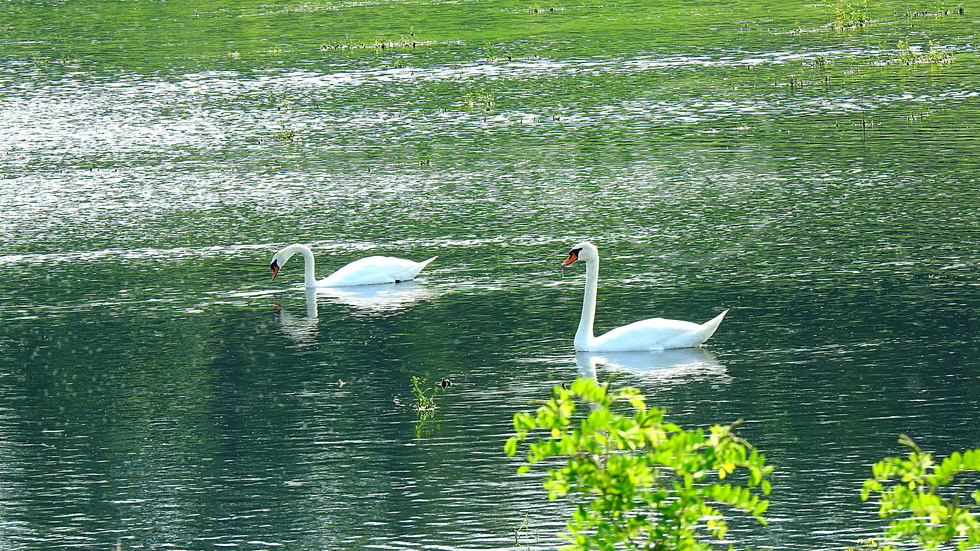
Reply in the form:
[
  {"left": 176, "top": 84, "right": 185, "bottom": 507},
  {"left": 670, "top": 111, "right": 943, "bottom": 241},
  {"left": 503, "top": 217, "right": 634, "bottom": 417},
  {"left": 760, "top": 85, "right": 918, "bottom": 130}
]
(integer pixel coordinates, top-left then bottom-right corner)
[
  {"left": 561, "top": 242, "right": 727, "bottom": 351},
  {"left": 270, "top": 244, "right": 436, "bottom": 287}
]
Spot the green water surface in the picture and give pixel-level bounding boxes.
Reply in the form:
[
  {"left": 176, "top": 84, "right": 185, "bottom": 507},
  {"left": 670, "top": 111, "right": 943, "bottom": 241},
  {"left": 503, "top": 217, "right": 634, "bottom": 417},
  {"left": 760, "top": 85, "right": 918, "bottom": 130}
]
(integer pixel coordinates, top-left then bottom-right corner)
[{"left": 2, "top": 0, "right": 979, "bottom": 549}]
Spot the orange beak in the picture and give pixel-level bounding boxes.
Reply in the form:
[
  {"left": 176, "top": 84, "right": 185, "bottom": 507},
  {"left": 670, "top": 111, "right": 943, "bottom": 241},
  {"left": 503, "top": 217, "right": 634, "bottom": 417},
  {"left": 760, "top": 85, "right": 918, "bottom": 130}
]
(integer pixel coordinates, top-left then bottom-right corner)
[
  {"left": 271, "top": 260, "right": 280, "bottom": 280},
  {"left": 561, "top": 251, "right": 579, "bottom": 267}
]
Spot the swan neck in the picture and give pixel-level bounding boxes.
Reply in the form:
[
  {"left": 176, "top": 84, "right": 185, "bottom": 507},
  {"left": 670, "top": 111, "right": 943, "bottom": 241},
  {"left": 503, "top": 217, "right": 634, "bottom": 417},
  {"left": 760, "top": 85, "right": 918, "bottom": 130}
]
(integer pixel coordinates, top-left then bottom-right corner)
[
  {"left": 280, "top": 244, "right": 316, "bottom": 287},
  {"left": 576, "top": 257, "right": 599, "bottom": 348},
  {"left": 299, "top": 246, "right": 316, "bottom": 287}
]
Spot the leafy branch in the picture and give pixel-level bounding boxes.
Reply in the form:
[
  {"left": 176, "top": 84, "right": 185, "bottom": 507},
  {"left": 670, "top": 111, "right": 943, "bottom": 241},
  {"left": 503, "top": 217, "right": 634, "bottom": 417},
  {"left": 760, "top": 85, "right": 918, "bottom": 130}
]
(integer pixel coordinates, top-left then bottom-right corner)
[
  {"left": 506, "top": 378, "right": 772, "bottom": 550},
  {"left": 861, "top": 434, "right": 980, "bottom": 550}
]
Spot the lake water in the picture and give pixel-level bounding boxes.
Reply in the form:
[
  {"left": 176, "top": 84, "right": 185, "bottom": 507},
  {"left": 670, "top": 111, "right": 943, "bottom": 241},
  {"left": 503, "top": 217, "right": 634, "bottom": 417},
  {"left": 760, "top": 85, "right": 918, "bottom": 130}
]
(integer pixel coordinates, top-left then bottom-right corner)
[{"left": 2, "top": 1, "right": 979, "bottom": 549}]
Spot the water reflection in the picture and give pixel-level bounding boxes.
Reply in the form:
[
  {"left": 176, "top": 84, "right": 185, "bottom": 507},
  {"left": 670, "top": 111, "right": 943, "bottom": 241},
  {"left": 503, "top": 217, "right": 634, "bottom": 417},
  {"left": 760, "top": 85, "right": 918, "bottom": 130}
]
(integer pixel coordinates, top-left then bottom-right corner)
[
  {"left": 272, "top": 282, "right": 444, "bottom": 344},
  {"left": 3, "top": 2, "right": 980, "bottom": 549},
  {"left": 576, "top": 347, "right": 729, "bottom": 383},
  {"left": 273, "top": 287, "right": 319, "bottom": 345},
  {"left": 316, "top": 280, "right": 438, "bottom": 315}
]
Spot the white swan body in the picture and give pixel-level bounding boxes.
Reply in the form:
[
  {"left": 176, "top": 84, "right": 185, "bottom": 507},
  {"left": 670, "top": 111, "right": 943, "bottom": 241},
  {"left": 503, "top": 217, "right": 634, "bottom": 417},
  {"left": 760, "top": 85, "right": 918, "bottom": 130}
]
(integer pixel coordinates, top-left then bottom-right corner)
[
  {"left": 561, "top": 242, "right": 727, "bottom": 351},
  {"left": 270, "top": 244, "right": 436, "bottom": 288}
]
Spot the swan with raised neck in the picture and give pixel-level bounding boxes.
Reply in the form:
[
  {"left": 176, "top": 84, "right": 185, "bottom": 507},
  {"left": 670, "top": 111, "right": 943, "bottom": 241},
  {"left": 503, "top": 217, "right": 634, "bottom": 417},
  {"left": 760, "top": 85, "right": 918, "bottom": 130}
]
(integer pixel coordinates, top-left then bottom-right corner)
[{"left": 561, "top": 242, "right": 727, "bottom": 351}]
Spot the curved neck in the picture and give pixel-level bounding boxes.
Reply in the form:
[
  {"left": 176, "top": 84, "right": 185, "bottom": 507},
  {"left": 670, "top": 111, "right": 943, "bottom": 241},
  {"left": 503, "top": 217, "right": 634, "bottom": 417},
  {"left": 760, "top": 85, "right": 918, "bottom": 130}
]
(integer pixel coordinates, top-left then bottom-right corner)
[
  {"left": 283, "top": 244, "right": 317, "bottom": 287},
  {"left": 575, "top": 257, "right": 599, "bottom": 348}
]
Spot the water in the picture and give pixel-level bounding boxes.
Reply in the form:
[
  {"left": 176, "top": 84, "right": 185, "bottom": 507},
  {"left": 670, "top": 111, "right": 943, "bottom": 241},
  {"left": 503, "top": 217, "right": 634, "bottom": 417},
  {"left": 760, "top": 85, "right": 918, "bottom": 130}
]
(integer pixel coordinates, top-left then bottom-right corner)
[{"left": 2, "top": 1, "right": 979, "bottom": 549}]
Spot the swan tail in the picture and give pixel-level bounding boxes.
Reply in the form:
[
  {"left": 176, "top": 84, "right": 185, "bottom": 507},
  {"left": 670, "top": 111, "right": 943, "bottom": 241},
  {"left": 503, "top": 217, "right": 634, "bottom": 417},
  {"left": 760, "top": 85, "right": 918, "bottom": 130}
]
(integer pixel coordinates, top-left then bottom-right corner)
[
  {"left": 387, "top": 256, "right": 437, "bottom": 282},
  {"left": 408, "top": 256, "right": 437, "bottom": 278},
  {"left": 660, "top": 309, "right": 728, "bottom": 349}
]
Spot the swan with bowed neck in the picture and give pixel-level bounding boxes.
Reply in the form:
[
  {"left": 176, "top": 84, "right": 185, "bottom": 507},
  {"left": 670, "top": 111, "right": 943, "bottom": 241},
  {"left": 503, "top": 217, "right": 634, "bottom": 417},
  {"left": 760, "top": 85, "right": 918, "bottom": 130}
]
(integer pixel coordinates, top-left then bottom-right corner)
[
  {"left": 561, "top": 242, "right": 727, "bottom": 351},
  {"left": 270, "top": 244, "right": 436, "bottom": 287}
]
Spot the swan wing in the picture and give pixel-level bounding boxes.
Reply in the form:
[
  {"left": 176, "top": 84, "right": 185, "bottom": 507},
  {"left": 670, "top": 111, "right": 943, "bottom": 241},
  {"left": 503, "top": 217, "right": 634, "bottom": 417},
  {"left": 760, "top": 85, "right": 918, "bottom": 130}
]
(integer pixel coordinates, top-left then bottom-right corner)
[
  {"left": 591, "top": 310, "right": 728, "bottom": 351},
  {"left": 318, "top": 256, "right": 436, "bottom": 287}
]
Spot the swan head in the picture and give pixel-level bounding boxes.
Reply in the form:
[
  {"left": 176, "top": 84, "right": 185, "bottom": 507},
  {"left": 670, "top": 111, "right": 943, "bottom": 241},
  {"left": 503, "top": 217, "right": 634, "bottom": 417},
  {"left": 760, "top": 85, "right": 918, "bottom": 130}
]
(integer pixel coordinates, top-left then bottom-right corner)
[
  {"left": 561, "top": 242, "right": 598, "bottom": 267},
  {"left": 270, "top": 246, "right": 298, "bottom": 280}
]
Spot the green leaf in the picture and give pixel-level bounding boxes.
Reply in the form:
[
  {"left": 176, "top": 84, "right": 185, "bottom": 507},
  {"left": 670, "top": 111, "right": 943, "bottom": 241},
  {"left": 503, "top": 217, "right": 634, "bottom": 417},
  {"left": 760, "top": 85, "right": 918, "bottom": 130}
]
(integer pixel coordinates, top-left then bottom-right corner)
[
  {"left": 504, "top": 437, "right": 518, "bottom": 457},
  {"left": 506, "top": 377, "right": 772, "bottom": 551}
]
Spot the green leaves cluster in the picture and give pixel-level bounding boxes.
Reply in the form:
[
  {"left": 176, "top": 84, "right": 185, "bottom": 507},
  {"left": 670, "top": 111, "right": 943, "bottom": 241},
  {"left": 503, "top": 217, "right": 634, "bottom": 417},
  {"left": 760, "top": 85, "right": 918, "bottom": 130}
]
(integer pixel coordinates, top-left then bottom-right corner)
[
  {"left": 505, "top": 378, "right": 772, "bottom": 551},
  {"left": 410, "top": 375, "right": 438, "bottom": 411},
  {"left": 826, "top": 0, "right": 871, "bottom": 28},
  {"left": 861, "top": 434, "right": 980, "bottom": 551}
]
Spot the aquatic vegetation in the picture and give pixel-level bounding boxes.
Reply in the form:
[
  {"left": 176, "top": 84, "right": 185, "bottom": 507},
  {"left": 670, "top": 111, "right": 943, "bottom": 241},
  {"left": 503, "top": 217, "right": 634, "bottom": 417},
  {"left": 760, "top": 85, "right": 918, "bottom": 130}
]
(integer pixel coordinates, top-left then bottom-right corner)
[
  {"left": 895, "top": 39, "right": 954, "bottom": 65},
  {"left": 409, "top": 376, "right": 451, "bottom": 437},
  {"left": 906, "top": 108, "right": 936, "bottom": 122},
  {"left": 462, "top": 89, "right": 496, "bottom": 113},
  {"left": 861, "top": 435, "right": 980, "bottom": 551},
  {"left": 410, "top": 375, "right": 451, "bottom": 412},
  {"left": 411, "top": 375, "right": 437, "bottom": 411},
  {"left": 319, "top": 28, "right": 433, "bottom": 51},
  {"left": 905, "top": 4, "right": 965, "bottom": 17},
  {"left": 785, "top": 74, "right": 833, "bottom": 89},
  {"left": 506, "top": 378, "right": 772, "bottom": 550},
  {"left": 826, "top": 0, "right": 872, "bottom": 28},
  {"left": 514, "top": 513, "right": 533, "bottom": 549},
  {"left": 275, "top": 122, "right": 296, "bottom": 141},
  {"left": 844, "top": 538, "right": 881, "bottom": 551},
  {"left": 803, "top": 55, "right": 835, "bottom": 68}
]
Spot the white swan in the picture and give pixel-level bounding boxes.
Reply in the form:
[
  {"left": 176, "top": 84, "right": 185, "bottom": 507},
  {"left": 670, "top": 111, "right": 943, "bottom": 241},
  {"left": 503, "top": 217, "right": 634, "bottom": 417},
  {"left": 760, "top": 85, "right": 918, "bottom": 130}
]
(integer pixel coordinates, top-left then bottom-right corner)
[
  {"left": 561, "top": 242, "right": 727, "bottom": 351},
  {"left": 270, "top": 244, "right": 436, "bottom": 287}
]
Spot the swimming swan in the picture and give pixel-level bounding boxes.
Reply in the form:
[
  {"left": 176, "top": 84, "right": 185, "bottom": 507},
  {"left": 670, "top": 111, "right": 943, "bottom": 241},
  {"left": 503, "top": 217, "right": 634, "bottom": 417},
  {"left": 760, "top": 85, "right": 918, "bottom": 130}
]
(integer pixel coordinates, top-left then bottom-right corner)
[
  {"left": 270, "top": 244, "right": 436, "bottom": 287},
  {"left": 561, "top": 242, "right": 727, "bottom": 351}
]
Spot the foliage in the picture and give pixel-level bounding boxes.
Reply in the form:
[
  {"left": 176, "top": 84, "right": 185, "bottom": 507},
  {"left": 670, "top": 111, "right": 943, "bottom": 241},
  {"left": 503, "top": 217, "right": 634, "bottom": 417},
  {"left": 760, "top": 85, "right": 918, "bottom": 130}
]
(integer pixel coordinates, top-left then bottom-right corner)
[
  {"left": 410, "top": 375, "right": 440, "bottom": 412},
  {"left": 505, "top": 378, "right": 772, "bottom": 551},
  {"left": 409, "top": 376, "right": 452, "bottom": 437},
  {"left": 861, "top": 434, "right": 980, "bottom": 551},
  {"left": 826, "top": 0, "right": 871, "bottom": 28}
]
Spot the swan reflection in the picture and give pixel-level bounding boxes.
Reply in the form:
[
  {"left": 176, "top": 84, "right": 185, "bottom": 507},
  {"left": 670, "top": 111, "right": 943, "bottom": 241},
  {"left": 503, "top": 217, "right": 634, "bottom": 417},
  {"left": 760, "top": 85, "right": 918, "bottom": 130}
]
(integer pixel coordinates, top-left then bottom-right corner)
[
  {"left": 316, "top": 281, "right": 436, "bottom": 314},
  {"left": 273, "top": 287, "right": 319, "bottom": 345},
  {"left": 272, "top": 282, "right": 438, "bottom": 344},
  {"left": 576, "top": 347, "right": 728, "bottom": 382}
]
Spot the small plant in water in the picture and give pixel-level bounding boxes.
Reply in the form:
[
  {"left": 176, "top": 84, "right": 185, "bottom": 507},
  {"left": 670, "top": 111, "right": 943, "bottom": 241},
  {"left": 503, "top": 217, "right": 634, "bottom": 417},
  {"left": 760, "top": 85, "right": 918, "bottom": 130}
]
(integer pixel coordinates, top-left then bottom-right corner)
[
  {"left": 905, "top": 3, "right": 965, "bottom": 17},
  {"left": 320, "top": 28, "right": 427, "bottom": 52},
  {"left": 463, "top": 89, "right": 496, "bottom": 113},
  {"left": 844, "top": 538, "right": 881, "bottom": 551},
  {"left": 506, "top": 378, "right": 772, "bottom": 550},
  {"left": 896, "top": 39, "right": 953, "bottom": 65},
  {"left": 410, "top": 376, "right": 451, "bottom": 412},
  {"left": 410, "top": 376, "right": 451, "bottom": 437},
  {"left": 275, "top": 122, "right": 296, "bottom": 141},
  {"left": 411, "top": 376, "right": 437, "bottom": 411},
  {"left": 826, "top": 0, "right": 871, "bottom": 28},
  {"left": 861, "top": 434, "right": 980, "bottom": 550}
]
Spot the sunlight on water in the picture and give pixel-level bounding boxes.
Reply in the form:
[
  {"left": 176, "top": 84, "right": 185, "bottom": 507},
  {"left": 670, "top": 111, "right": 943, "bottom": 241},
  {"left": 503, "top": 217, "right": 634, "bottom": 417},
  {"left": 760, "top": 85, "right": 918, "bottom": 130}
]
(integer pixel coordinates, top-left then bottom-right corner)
[{"left": 2, "top": 1, "right": 979, "bottom": 549}]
